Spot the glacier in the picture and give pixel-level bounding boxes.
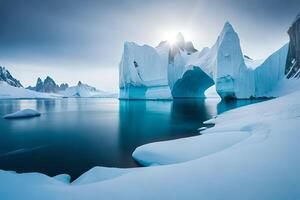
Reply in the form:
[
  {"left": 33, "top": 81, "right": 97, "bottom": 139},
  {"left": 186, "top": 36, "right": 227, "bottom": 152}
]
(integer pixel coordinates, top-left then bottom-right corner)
[{"left": 119, "top": 22, "right": 290, "bottom": 99}]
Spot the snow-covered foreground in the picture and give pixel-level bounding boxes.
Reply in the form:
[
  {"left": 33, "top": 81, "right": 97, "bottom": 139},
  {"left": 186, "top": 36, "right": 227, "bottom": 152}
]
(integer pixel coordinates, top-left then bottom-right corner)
[{"left": 1, "top": 90, "right": 300, "bottom": 199}]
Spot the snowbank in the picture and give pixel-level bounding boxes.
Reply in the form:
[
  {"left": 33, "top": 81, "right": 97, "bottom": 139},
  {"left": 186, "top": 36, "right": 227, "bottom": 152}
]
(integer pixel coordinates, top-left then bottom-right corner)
[
  {"left": 3, "top": 109, "right": 41, "bottom": 119},
  {"left": 133, "top": 132, "right": 250, "bottom": 166},
  {"left": 1, "top": 88, "right": 300, "bottom": 199}
]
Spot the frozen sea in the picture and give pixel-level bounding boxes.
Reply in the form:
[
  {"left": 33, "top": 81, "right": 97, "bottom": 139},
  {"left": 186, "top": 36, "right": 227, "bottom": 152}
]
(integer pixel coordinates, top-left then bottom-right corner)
[{"left": 0, "top": 98, "right": 264, "bottom": 180}]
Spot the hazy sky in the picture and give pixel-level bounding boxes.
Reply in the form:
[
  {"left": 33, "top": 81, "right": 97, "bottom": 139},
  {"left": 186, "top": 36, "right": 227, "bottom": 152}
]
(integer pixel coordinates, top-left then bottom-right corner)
[{"left": 0, "top": 0, "right": 299, "bottom": 92}]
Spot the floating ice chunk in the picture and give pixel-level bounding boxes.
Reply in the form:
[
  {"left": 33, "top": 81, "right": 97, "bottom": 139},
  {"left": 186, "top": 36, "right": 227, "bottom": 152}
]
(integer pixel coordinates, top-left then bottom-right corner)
[{"left": 3, "top": 109, "right": 41, "bottom": 119}]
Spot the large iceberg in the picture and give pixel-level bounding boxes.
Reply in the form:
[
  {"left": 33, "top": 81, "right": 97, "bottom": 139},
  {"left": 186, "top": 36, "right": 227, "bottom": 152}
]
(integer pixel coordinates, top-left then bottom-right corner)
[
  {"left": 119, "top": 22, "right": 290, "bottom": 99},
  {"left": 119, "top": 34, "right": 215, "bottom": 99}
]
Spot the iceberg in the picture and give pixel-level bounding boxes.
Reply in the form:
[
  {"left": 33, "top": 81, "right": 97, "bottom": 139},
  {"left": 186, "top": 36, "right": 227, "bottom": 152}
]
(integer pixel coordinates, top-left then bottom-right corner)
[
  {"left": 167, "top": 33, "right": 214, "bottom": 98},
  {"left": 192, "top": 22, "right": 288, "bottom": 99},
  {"left": 119, "top": 41, "right": 171, "bottom": 99},
  {"left": 119, "top": 22, "right": 291, "bottom": 99},
  {"left": 254, "top": 44, "right": 289, "bottom": 97},
  {"left": 3, "top": 109, "right": 41, "bottom": 119}
]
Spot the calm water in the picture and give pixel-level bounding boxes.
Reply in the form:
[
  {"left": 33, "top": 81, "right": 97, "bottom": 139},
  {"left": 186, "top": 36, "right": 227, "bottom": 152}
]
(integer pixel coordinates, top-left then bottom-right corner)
[{"left": 0, "top": 98, "right": 265, "bottom": 180}]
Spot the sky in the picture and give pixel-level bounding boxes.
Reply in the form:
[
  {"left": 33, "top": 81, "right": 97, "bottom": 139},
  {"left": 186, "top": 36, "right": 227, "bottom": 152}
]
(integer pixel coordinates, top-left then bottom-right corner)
[{"left": 0, "top": 0, "right": 299, "bottom": 92}]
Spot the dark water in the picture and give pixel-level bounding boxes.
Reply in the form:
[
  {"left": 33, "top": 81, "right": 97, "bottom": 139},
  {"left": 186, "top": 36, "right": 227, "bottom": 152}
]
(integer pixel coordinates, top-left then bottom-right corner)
[{"left": 0, "top": 98, "right": 265, "bottom": 180}]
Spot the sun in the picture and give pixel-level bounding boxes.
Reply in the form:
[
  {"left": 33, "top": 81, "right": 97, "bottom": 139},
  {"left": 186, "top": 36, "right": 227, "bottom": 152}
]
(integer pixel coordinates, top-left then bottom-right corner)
[
  {"left": 162, "top": 31, "right": 179, "bottom": 45},
  {"left": 161, "top": 30, "right": 193, "bottom": 45}
]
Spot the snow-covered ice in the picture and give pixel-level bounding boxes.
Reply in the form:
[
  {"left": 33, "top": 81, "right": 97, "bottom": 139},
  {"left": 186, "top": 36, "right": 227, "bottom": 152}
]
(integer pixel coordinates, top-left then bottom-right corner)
[
  {"left": 133, "top": 131, "right": 250, "bottom": 166},
  {"left": 3, "top": 109, "right": 41, "bottom": 119},
  {"left": 1, "top": 86, "right": 300, "bottom": 199}
]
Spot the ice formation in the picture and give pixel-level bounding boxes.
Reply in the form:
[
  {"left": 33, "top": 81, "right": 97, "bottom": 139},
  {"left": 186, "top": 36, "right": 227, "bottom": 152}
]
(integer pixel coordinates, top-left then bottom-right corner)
[
  {"left": 3, "top": 109, "right": 41, "bottom": 119},
  {"left": 119, "top": 22, "right": 290, "bottom": 99},
  {"left": 119, "top": 41, "right": 171, "bottom": 99}
]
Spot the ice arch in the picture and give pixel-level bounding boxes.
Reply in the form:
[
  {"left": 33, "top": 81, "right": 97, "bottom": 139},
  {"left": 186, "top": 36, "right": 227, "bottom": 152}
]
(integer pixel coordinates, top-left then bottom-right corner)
[{"left": 171, "top": 67, "right": 214, "bottom": 98}]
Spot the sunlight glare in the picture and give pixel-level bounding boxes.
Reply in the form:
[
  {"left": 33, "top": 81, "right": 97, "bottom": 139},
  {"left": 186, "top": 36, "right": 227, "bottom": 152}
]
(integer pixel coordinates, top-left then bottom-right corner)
[{"left": 162, "top": 30, "right": 193, "bottom": 45}]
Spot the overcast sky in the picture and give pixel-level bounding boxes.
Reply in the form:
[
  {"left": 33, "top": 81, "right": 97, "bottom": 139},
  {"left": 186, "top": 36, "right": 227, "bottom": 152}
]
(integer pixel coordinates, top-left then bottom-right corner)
[{"left": 0, "top": 0, "right": 299, "bottom": 92}]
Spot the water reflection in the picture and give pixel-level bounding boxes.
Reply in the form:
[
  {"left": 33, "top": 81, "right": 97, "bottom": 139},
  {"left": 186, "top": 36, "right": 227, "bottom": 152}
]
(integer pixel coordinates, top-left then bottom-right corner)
[
  {"left": 0, "top": 98, "right": 266, "bottom": 179},
  {"left": 217, "top": 99, "right": 266, "bottom": 114}
]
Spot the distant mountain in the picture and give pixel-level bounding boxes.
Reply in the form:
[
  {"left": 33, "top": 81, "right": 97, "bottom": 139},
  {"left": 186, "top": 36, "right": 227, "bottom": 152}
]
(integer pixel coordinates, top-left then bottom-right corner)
[
  {"left": 27, "top": 76, "right": 69, "bottom": 93},
  {"left": 0, "top": 66, "right": 23, "bottom": 88},
  {"left": 61, "top": 81, "right": 116, "bottom": 98}
]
